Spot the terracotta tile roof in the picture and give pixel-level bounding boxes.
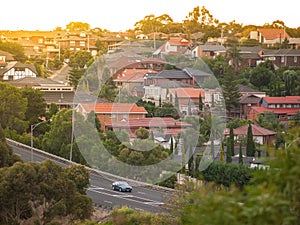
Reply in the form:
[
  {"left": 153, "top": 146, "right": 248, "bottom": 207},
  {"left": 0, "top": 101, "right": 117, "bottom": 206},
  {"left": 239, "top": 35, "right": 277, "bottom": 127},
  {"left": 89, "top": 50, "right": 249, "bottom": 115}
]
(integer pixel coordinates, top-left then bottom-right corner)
[
  {"left": 224, "top": 124, "right": 277, "bottom": 136},
  {"left": 169, "top": 88, "right": 205, "bottom": 98},
  {"left": 80, "top": 103, "right": 148, "bottom": 114},
  {"left": 258, "top": 28, "right": 290, "bottom": 40},
  {"left": 114, "top": 69, "right": 150, "bottom": 82},
  {"left": 168, "top": 37, "right": 191, "bottom": 46},
  {"left": 262, "top": 96, "right": 300, "bottom": 104},
  {"left": 251, "top": 106, "right": 300, "bottom": 115},
  {"left": 106, "top": 117, "right": 192, "bottom": 129}
]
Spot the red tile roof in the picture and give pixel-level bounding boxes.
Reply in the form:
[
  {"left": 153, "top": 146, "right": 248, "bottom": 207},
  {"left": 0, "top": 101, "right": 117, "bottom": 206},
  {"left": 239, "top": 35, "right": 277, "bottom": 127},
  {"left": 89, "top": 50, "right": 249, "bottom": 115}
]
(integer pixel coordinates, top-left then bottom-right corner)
[
  {"left": 80, "top": 103, "right": 148, "bottom": 114},
  {"left": 251, "top": 106, "right": 300, "bottom": 115},
  {"left": 114, "top": 69, "right": 150, "bottom": 82},
  {"left": 263, "top": 96, "right": 300, "bottom": 104},
  {"left": 106, "top": 117, "right": 192, "bottom": 129},
  {"left": 168, "top": 37, "right": 191, "bottom": 46},
  {"left": 258, "top": 28, "right": 290, "bottom": 40},
  {"left": 224, "top": 124, "right": 277, "bottom": 136},
  {"left": 170, "top": 88, "right": 205, "bottom": 98}
]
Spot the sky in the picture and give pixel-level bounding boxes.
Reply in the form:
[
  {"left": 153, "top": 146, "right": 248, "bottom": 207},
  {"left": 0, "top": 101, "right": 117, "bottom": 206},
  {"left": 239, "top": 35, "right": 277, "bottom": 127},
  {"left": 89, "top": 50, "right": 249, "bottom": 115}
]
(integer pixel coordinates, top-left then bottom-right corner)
[{"left": 1, "top": 0, "right": 299, "bottom": 32}]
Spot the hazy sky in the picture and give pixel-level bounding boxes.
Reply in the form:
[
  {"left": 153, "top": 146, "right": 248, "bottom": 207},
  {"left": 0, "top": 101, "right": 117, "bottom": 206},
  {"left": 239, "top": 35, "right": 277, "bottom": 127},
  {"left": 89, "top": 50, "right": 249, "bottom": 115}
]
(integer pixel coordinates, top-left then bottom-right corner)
[{"left": 1, "top": 0, "right": 298, "bottom": 31}]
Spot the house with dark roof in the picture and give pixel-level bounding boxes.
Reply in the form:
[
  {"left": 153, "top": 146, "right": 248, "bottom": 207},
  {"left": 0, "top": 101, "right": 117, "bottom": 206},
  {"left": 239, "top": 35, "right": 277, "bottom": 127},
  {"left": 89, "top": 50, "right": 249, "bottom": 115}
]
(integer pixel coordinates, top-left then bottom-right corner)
[
  {"left": 260, "top": 49, "right": 300, "bottom": 68},
  {"left": 144, "top": 67, "right": 211, "bottom": 87},
  {"left": 224, "top": 124, "right": 277, "bottom": 145},
  {"left": 238, "top": 84, "right": 266, "bottom": 98},
  {"left": 239, "top": 94, "right": 261, "bottom": 119},
  {"left": 0, "top": 50, "right": 15, "bottom": 63},
  {"left": 8, "top": 77, "right": 75, "bottom": 110},
  {"left": 0, "top": 62, "right": 37, "bottom": 81},
  {"left": 191, "top": 44, "right": 227, "bottom": 59}
]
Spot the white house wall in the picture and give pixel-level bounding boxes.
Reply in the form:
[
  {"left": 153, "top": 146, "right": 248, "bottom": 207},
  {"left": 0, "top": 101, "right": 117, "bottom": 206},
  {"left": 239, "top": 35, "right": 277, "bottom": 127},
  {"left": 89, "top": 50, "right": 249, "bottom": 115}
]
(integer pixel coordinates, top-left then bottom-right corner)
[{"left": 3, "top": 67, "right": 37, "bottom": 80}]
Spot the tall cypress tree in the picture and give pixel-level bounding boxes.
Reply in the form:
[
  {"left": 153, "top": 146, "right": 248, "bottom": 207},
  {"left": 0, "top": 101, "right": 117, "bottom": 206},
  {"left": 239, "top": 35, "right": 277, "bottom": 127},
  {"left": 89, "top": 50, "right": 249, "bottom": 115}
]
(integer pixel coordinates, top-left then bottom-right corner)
[
  {"left": 222, "top": 72, "right": 241, "bottom": 117},
  {"left": 246, "top": 123, "right": 255, "bottom": 157},
  {"left": 226, "top": 137, "right": 232, "bottom": 163},
  {"left": 219, "top": 143, "right": 224, "bottom": 162},
  {"left": 229, "top": 126, "right": 235, "bottom": 156},
  {"left": 175, "top": 91, "right": 179, "bottom": 111},
  {"left": 199, "top": 93, "right": 203, "bottom": 111}
]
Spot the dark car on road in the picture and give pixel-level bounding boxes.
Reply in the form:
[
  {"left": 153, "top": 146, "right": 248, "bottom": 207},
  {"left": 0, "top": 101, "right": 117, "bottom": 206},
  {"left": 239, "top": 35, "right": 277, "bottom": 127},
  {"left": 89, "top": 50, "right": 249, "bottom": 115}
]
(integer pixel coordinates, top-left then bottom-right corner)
[{"left": 112, "top": 181, "right": 132, "bottom": 192}]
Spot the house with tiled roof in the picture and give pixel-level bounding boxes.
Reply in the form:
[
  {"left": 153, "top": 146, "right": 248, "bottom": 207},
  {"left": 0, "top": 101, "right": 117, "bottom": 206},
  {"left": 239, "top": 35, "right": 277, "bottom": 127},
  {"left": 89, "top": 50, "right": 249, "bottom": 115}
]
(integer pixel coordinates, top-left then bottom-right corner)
[
  {"left": 105, "top": 117, "right": 192, "bottom": 139},
  {"left": 0, "top": 61, "right": 37, "bottom": 81},
  {"left": 191, "top": 44, "right": 227, "bottom": 59},
  {"left": 250, "top": 28, "right": 290, "bottom": 46},
  {"left": 153, "top": 37, "right": 191, "bottom": 58},
  {"left": 76, "top": 102, "right": 148, "bottom": 131},
  {"left": 113, "top": 69, "right": 151, "bottom": 93},
  {"left": 8, "top": 76, "right": 75, "bottom": 110},
  {"left": 224, "top": 124, "right": 277, "bottom": 145},
  {"left": 247, "top": 96, "right": 300, "bottom": 123},
  {"left": 239, "top": 94, "right": 261, "bottom": 119},
  {"left": 169, "top": 87, "right": 205, "bottom": 115},
  {"left": 144, "top": 67, "right": 211, "bottom": 87},
  {"left": 0, "top": 50, "right": 15, "bottom": 63},
  {"left": 260, "top": 48, "right": 300, "bottom": 68}
]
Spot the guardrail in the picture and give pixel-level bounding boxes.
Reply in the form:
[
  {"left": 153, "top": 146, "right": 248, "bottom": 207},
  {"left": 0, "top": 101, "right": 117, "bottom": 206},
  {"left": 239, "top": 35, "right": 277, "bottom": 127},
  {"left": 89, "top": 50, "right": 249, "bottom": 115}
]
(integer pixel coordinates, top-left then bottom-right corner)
[{"left": 6, "top": 138, "right": 175, "bottom": 194}]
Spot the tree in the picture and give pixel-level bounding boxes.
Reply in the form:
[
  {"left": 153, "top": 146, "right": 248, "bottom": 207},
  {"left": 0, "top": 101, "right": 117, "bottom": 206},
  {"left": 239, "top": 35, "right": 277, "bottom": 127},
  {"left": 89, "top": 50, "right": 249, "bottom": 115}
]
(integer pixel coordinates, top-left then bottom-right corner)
[
  {"left": 229, "top": 126, "right": 235, "bottom": 156},
  {"left": 222, "top": 72, "right": 241, "bottom": 117},
  {"left": 0, "top": 82, "right": 28, "bottom": 133},
  {"left": 135, "top": 127, "right": 150, "bottom": 139},
  {"left": 246, "top": 123, "right": 255, "bottom": 157},
  {"left": 66, "top": 21, "right": 90, "bottom": 31},
  {"left": 199, "top": 93, "right": 203, "bottom": 111},
  {"left": 0, "top": 41, "right": 26, "bottom": 62},
  {"left": 65, "top": 164, "right": 90, "bottom": 194},
  {"left": 226, "top": 137, "right": 232, "bottom": 163},
  {"left": 226, "top": 45, "right": 242, "bottom": 74},
  {"left": 219, "top": 143, "right": 224, "bottom": 162},
  {"left": 22, "top": 87, "right": 46, "bottom": 126},
  {"left": 250, "top": 66, "right": 274, "bottom": 89}
]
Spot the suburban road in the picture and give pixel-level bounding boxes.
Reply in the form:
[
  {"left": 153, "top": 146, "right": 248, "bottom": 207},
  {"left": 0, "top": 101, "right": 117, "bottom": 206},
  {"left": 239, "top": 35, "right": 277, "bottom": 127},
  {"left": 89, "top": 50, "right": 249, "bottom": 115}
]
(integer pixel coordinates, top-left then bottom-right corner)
[{"left": 9, "top": 141, "right": 174, "bottom": 213}]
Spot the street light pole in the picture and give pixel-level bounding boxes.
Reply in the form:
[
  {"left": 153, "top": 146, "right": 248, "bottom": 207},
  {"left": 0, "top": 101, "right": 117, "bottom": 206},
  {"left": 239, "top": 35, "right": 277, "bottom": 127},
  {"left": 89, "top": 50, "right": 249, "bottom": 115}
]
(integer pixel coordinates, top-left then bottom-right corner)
[{"left": 30, "top": 119, "right": 51, "bottom": 161}]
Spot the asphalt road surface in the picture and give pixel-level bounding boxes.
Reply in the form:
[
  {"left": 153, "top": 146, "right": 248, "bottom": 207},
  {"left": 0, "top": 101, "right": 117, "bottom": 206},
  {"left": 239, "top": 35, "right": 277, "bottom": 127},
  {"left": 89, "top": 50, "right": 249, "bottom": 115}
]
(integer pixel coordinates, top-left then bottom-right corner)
[{"left": 10, "top": 142, "right": 174, "bottom": 213}]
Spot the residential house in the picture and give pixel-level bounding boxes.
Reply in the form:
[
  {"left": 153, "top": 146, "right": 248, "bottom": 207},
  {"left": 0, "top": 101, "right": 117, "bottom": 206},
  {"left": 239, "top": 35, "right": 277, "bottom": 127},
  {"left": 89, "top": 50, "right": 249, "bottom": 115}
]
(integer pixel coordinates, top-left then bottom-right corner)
[
  {"left": 143, "top": 80, "right": 192, "bottom": 106},
  {"left": 76, "top": 102, "right": 148, "bottom": 131},
  {"left": 0, "top": 62, "right": 37, "bottom": 81},
  {"left": 238, "top": 46, "right": 263, "bottom": 67},
  {"left": 153, "top": 37, "right": 191, "bottom": 58},
  {"left": 238, "top": 84, "right": 266, "bottom": 98},
  {"left": 0, "top": 50, "right": 15, "bottom": 63},
  {"left": 105, "top": 51, "right": 166, "bottom": 79},
  {"left": 260, "top": 49, "right": 300, "bottom": 68},
  {"left": 144, "top": 67, "right": 211, "bottom": 87},
  {"left": 239, "top": 94, "right": 261, "bottom": 119},
  {"left": 191, "top": 44, "right": 226, "bottom": 59},
  {"left": 224, "top": 124, "right": 277, "bottom": 145},
  {"left": 104, "top": 117, "right": 192, "bottom": 139},
  {"left": 8, "top": 77, "right": 75, "bottom": 110},
  {"left": 247, "top": 96, "right": 300, "bottom": 123},
  {"left": 169, "top": 87, "right": 205, "bottom": 115},
  {"left": 250, "top": 28, "right": 290, "bottom": 46},
  {"left": 113, "top": 69, "right": 151, "bottom": 93}
]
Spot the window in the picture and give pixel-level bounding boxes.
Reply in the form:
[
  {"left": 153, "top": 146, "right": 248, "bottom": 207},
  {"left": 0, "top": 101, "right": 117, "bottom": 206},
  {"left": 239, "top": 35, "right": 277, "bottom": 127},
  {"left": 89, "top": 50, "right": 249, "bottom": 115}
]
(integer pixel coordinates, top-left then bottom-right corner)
[
  {"left": 281, "top": 56, "right": 285, "bottom": 63},
  {"left": 294, "top": 56, "right": 297, "bottom": 63},
  {"left": 80, "top": 41, "right": 85, "bottom": 47},
  {"left": 70, "top": 41, "right": 75, "bottom": 46}
]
